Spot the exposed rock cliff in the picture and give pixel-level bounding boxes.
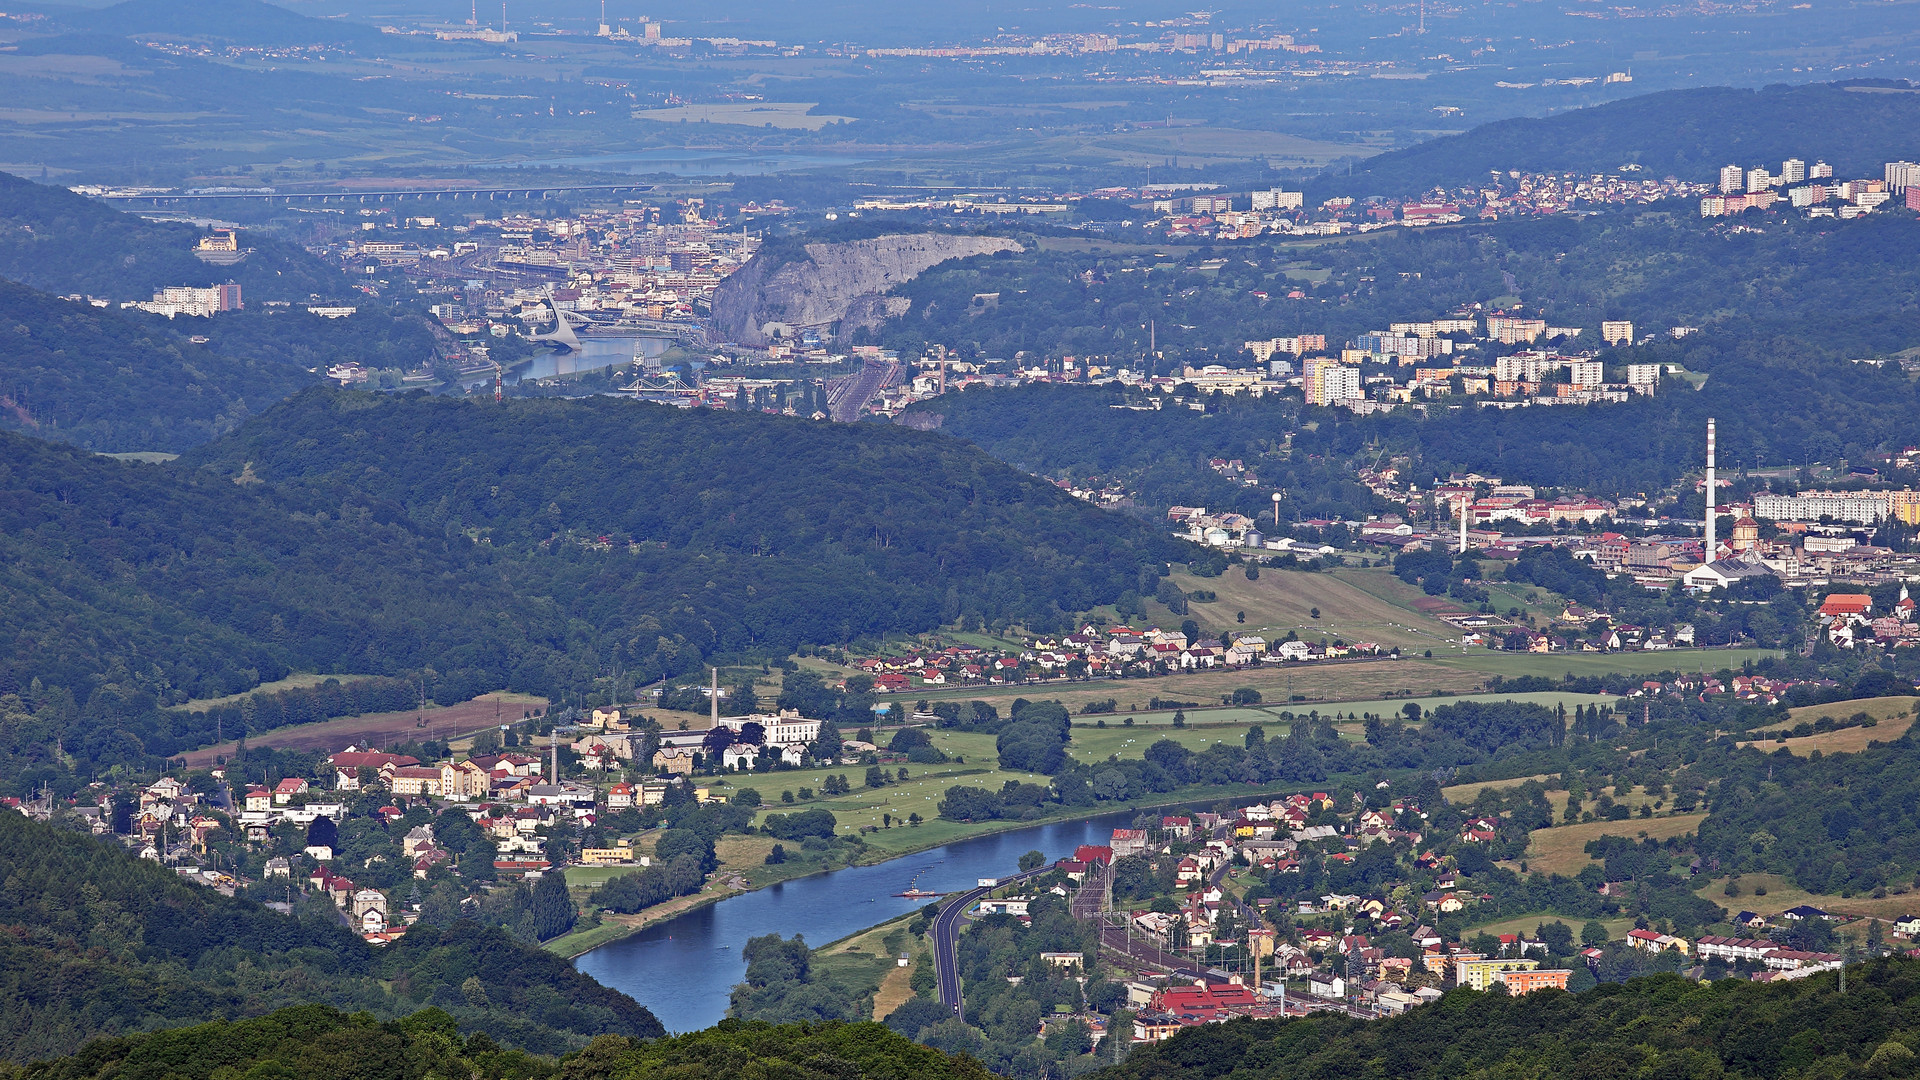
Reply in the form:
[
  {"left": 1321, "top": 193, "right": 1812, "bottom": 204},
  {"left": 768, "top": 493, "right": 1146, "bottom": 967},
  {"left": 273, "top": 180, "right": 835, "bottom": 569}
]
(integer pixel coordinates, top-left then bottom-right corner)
[{"left": 711, "top": 232, "right": 1022, "bottom": 346}]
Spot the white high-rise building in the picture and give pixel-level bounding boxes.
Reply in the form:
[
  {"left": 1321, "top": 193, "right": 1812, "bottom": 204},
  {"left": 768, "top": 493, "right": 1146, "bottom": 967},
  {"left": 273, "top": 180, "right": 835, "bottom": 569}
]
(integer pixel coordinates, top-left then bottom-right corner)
[
  {"left": 1303, "top": 359, "right": 1361, "bottom": 406},
  {"left": 1811, "top": 160, "right": 1834, "bottom": 179},
  {"left": 1886, "top": 161, "right": 1920, "bottom": 194},
  {"left": 1601, "top": 320, "right": 1634, "bottom": 346},
  {"left": 1718, "top": 165, "right": 1745, "bottom": 194},
  {"left": 1780, "top": 158, "right": 1806, "bottom": 185},
  {"left": 1250, "top": 189, "right": 1304, "bottom": 211},
  {"left": 1745, "top": 168, "right": 1773, "bottom": 193}
]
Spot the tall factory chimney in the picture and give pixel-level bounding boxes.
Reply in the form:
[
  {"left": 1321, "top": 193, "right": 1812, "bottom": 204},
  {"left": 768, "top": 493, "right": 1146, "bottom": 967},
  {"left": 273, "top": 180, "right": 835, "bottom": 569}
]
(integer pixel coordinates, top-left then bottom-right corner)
[{"left": 1705, "top": 418, "right": 1717, "bottom": 564}]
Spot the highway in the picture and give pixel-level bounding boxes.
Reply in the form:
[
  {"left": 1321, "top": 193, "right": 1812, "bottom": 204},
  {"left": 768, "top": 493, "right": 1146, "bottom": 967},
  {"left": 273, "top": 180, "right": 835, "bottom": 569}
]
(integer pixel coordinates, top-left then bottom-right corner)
[
  {"left": 99, "top": 183, "right": 653, "bottom": 206},
  {"left": 931, "top": 866, "right": 1049, "bottom": 1022}
]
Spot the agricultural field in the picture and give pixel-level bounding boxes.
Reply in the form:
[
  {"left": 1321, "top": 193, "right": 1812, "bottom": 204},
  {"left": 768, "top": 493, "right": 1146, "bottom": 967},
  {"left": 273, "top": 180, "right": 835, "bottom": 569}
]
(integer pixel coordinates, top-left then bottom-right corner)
[
  {"left": 1441, "top": 773, "right": 1558, "bottom": 804},
  {"left": 719, "top": 730, "right": 1040, "bottom": 836},
  {"left": 1468, "top": 913, "right": 1637, "bottom": 941},
  {"left": 1691, "top": 872, "right": 1920, "bottom": 922},
  {"left": 177, "top": 673, "right": 382, "bottom": 712},
  {"left": 1516, "top": 812, "right": 1709, "bottom": 877},
  {"left": 1168, "top": 566, "right": 1462, "bottom": 654},
  {"left": 1437, "top": 649, "right": 1782, "bottom": 682},
  {"left": 1068, "top": 691, "right": 1614, "bottom": 760},
  {"left": 631, "top": 102, "right": 853, "bottom": 130},
  {"left": 920, "top": 658, "right": 1490, "bottom": 715},
  {"left": 180, "top": 690, "right": 548, "bottom": 768},
  {"left": 1736, "top": 696, "right": 1920, "bottom": 756}
]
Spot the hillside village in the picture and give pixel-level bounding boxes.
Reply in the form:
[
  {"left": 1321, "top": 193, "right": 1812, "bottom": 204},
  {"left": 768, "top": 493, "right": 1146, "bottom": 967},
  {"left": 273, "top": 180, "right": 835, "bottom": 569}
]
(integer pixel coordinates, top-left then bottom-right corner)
[{"left": 964, "top": 788, "right": 1877, "bottom": 1048}]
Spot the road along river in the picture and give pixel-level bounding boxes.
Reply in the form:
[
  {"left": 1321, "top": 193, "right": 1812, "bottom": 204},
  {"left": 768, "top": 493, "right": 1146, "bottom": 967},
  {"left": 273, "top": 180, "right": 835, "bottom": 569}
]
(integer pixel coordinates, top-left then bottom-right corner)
[{"left": 573, "top": 810, "right": 1142, "bottom": 1033}]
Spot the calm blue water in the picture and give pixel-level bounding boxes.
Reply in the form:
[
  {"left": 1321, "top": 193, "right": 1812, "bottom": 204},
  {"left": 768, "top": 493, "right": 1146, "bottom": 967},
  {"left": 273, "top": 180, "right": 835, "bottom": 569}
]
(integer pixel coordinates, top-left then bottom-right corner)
[
  {"left": 573, "top": 810, "right": 1142, "bottom": 1032},
  {"left": 514, "top": 334, "right": 673, "bottom": 382}
]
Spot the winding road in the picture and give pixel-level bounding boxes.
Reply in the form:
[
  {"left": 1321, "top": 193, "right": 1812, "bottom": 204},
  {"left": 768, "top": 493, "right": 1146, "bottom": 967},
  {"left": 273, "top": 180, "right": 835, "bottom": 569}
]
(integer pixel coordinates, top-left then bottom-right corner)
[{"left": 931, "top": 866, "right": 1049, "bottom": 1021}]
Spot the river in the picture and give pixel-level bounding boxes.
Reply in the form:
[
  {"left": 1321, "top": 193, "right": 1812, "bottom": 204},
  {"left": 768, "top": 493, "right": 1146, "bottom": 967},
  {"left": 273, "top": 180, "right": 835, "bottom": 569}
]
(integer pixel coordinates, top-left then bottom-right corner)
[
  {"left": 512, "top": 334, "right": 675, "bottom": 383},
  {"left": 573, "top": 810, "right": 1145, "bottom": 1033}
]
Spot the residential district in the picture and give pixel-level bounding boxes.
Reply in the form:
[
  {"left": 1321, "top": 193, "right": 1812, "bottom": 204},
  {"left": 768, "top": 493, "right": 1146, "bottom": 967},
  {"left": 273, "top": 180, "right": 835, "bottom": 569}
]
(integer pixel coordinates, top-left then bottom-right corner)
[{"left": 16, "top": 746, "right": 1905, "bottom": 1050}]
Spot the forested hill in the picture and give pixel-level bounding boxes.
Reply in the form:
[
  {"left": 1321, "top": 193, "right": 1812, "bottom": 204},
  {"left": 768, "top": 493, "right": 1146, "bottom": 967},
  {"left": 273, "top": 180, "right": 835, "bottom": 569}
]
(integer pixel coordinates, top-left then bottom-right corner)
[
  {"left": 0, "top": 173, "right": 440, "bottom": 452},
  {"left": 0, "top": 392, "right": 1176, "bottom": 778},
  {"left": 1317, "top": 82, "right": 1920, "bottom": 200},
  {"left": 0, "top": 278, "right": 318, "bottom": 451},
  {"left": 179, "top": 387, "right": 1180, "bottom": 619},
  {"left": 9, "top": 1009, "right": 988, "bottom": 1080},
  {"left": 0, "top": 813, "right": 662, "bottom": 1063},
  {"left": 1102, "top": 963, "right": 1920, "bottom": 1080},
  {"left": 0, "top": 171, "right": 349, "bottom": 302}
]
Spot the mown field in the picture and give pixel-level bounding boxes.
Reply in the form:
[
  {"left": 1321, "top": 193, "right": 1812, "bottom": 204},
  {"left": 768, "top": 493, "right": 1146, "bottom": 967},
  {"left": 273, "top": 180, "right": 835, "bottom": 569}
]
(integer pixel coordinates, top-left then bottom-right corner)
[
  {"left": 1167, "top": 566, "right": 1463, "bottom": 654},
  {"left": 1736, "top": 696, "right": 1920, "bottom": 757},
  {"left": 1518, "top": 811, "right": 1709, "bottom": 877}
]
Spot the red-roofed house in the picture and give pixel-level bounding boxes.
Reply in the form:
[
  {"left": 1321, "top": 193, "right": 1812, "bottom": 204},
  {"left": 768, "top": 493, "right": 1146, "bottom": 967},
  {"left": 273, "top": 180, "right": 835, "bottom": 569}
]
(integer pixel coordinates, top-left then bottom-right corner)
[
  {"left": 1074, "top": 845, "right": 1113, "bottom": 867},
  {"left": 1819, "top": 594, "right": 1874, "bottom": 620}
]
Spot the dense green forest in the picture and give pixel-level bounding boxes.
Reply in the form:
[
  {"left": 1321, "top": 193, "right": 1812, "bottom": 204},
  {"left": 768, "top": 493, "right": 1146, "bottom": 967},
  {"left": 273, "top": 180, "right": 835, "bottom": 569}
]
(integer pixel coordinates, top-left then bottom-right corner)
[
  {"left": 179, "top": 387, "right": 1180, "bottom": 657},
  {"left": 0, "top": 814, "right": 661, "bottom": 1063},
  {"left": 3, "top": 1005, "right": 985, "bottom": 1080},
  {"left": 0, "top": 426, "right": 550, "bottom": 780},
  {"left": 0, "top": 279, "right": 317, "bottom": 451},
  {"left": 1698, "top": 728, "right": 1920, "bottom": 896},
  {"left": 1316, "top": 82, "right": 1920, "bottom": 201},
  {"left": 0, "top": 388, "right": 1180, "bottom": 783},
  {"left": 1104, "top": 963, "right": 1920, "bottom": 1080}
]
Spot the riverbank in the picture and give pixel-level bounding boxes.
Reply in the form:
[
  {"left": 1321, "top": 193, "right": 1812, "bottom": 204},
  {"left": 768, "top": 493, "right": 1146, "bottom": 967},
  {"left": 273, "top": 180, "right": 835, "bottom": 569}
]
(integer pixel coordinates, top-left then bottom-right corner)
[
  {"left": 571, "top": 807, "right": 1157, "bottom": 1031},
  {"left": 548, "top": 774, "right": 1372, "bottom": 961}
]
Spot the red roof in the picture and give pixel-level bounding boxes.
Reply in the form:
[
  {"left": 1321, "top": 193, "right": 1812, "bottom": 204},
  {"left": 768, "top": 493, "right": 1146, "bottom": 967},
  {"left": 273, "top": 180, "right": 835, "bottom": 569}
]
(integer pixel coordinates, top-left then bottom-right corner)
[
  {"left": 1074, "top": 845, "right": 1114, "bottom": 865},
  {"left": 1151, "top": 983, "right": 1259, "bottom": 1013}
]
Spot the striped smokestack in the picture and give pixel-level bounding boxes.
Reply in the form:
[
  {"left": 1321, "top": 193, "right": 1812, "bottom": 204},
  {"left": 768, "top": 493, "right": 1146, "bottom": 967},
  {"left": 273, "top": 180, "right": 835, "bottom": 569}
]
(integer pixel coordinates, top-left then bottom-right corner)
[{"left": 1705, "top": 417, "right": 1717, "bottom": 564}]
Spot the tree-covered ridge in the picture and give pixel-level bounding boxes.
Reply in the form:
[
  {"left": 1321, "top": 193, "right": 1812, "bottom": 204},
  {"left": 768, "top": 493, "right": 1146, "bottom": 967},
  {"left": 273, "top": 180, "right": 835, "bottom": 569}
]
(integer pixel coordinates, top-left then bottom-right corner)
[
  {"left": 180, "top": 387, "right": 1180, "bottom": 647},
  {"left": 1103, "top": 963, "right": 1920, "bottom": 1080},
  {"left": 0, "top": 389, "right": 1180, "bottom": 780},
  {"left": 6, "top": 1006, "right": 991, "bottom": 1080},
  {"left": 0, "top": 814, "right": 661, "bottom": 1063},
  {"left": 0, "top": 278, "right": 317, "bottom": 451},
  {"left": 0, "top": 171, "right": 348, "bottom": 302},
  {"left": 7, "top": 1006, "right": 555, "bottom": 1080},
  {"left": 0, "top": 427, "right": 558, "bottom": 775},
  {"left": 561, "top": 1020, "right": 995, "bottom": 1080},
  {"left": 1318, "top": 82, "right": 1920, "bottom": 201}
]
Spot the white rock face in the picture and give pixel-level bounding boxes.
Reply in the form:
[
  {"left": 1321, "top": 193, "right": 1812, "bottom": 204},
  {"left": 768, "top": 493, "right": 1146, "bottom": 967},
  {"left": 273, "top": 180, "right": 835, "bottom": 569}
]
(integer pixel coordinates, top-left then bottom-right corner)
[{"left": 712, "top": 233, "right": 1022, "bottom": 346}]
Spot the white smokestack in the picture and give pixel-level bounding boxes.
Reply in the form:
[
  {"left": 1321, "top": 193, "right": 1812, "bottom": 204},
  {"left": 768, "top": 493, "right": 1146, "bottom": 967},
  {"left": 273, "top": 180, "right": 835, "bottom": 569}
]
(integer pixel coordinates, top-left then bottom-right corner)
[{"left": 1705, "top": 417, "right": 1717, "bottom": 564}]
